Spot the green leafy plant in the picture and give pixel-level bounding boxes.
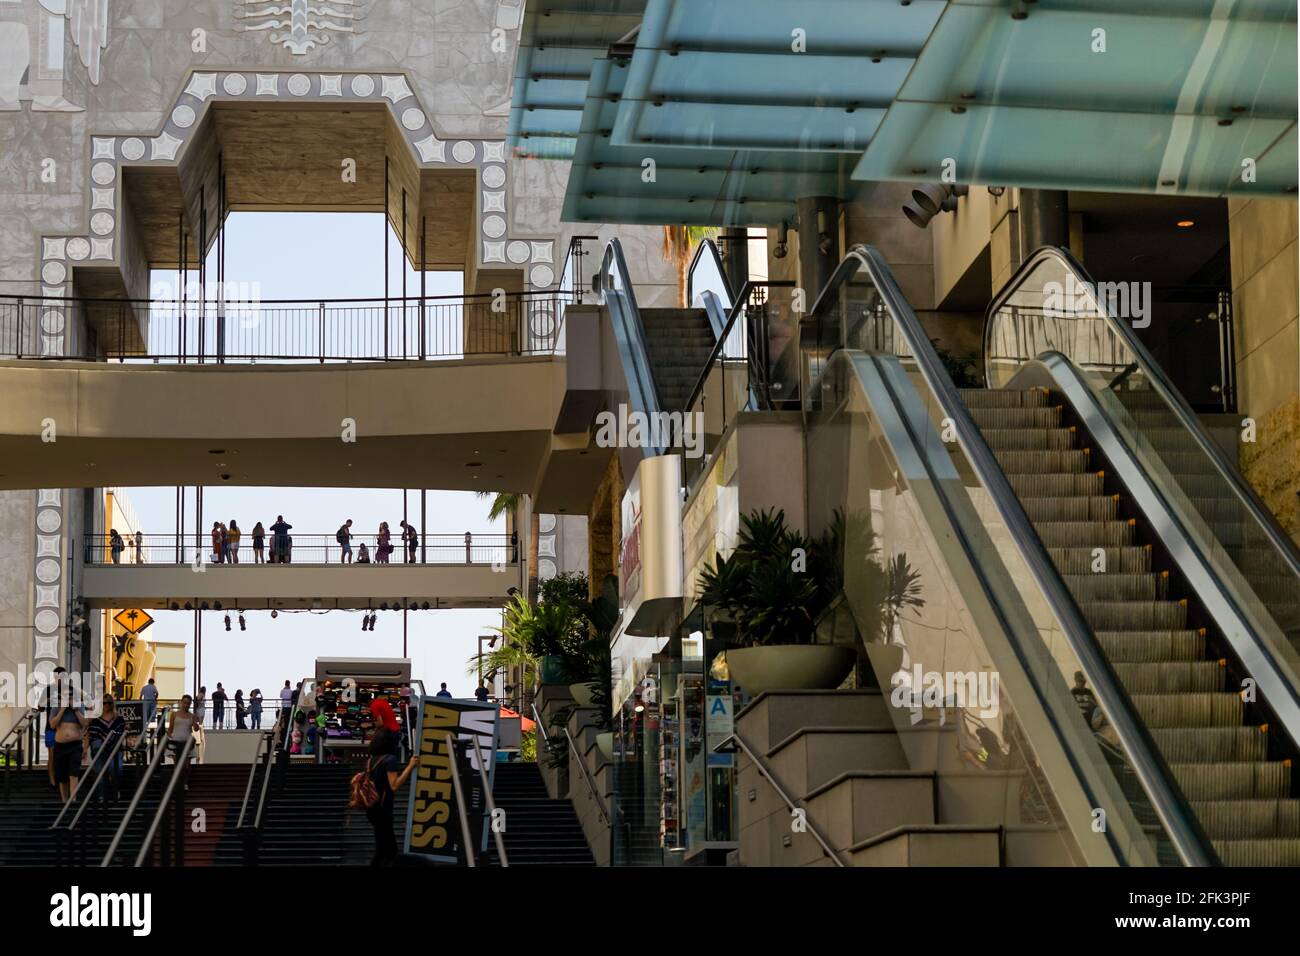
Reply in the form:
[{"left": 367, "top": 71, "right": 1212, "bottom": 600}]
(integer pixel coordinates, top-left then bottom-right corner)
[
  {"left": 699, "top": 509, "right": 838, "bottom": 648},
  {"left": 930, "top": 338, "right": 984, "bottom": 389}
]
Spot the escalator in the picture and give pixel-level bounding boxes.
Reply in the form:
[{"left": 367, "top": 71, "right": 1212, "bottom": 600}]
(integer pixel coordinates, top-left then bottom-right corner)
[{"left": 804, "top": 244, "right": 1300, "bottom": 866}]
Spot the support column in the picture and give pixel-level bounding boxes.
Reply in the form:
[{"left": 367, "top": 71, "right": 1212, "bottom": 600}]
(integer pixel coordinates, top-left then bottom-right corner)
[
  {"left": 796, "top": 196, "right": 840, "bottom": 304},
  {"left": 720, "top": 226, "right": 749, "bottom": 298},
  {"left": 1019, "top": 189, "right": 1069, "bottom": 255}
]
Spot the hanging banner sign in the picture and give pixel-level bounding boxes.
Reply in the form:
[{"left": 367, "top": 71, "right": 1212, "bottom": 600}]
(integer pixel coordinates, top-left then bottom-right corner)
[{"left": 404, "top": 697, "right": 500, "bottom": 864}]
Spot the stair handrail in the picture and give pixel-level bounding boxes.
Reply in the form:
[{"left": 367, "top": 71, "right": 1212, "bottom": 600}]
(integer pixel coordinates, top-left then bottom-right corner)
[
  {"left": 100, "top": 718, "right": 178, "bottom": 866},
  {"left": 599, "top": 238, "right": 668, "bottom": 456},
  {"left": 0, "top": 706, "right": 38, "bottom": 752},
  {"left": 133, "top": 735, "right": 196, "bottom": 866},
  {"left": 531, "top": 702, "right": 610, "bottom": 827},
  {"left": 445, "top": 732, "right": 477, "bottom": 867},
  {"left": 466, "top": 732, "right": 509, "bottom": 867},
  {"left": 986, "top": 245, "right": 1300, "bottom": 585},
  {"left": 808, "top": 244, "right": 1217, "bottom": 867},
  {"left": 716, "top": 731, "right": 846, "bottom": 867},
  {"left": 236, "top": 727, "right": 277, "bottom": 829}
]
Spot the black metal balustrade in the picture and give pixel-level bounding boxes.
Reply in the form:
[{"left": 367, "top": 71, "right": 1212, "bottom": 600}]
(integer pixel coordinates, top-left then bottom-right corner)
[
  {"left": 0, "top": 291, "right": 572, "bottom": 363},
  {"left": 86, "top": 531, "right": 518, "bottom": 566}
]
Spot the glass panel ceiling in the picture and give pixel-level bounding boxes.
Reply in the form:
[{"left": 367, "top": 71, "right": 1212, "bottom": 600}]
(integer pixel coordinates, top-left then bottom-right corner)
[{"left": 514, "top": 0, "right": 1298, "bottom": 223}]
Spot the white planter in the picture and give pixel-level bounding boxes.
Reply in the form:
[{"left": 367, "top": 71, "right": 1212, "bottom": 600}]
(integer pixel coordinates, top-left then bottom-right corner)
[
  {"left": 725, "top": 645, "right": 856, "bottom": 696},
  {"left": 596, "top": 732, "right": 615, "bottom": 761},
  {"left": 569, "top": 683, "right": 596, "bottom": 708}
]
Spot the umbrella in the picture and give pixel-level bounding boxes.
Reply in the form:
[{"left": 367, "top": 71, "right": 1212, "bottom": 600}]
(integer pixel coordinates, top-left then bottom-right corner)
[{"left": 499, "top": 706, "right": 535, "bottom": 733}]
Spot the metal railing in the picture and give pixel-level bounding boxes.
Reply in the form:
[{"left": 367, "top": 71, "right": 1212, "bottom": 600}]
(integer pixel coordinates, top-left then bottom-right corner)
[
  {"left": 133, "top": 735, "right": 196, "bottom": 866},
  {"left": 100, "top": 713, "right": 189, "bottom": 866},
  {"left": 0, "top": 291, "right": 574, "bottom": 363},
  {"left": 717, "top": 731, "right": 845, "bottom": 867},
  {"left": 445, "top": 732, "right": 477, "bottom": 868},
  {"left": 466, "top": 732, "right": 508, "bottom": 866},
  {"left": 235, "top": 727, "right": 279, "bottom": 864},
  {"left": 1, "top": 707, "right": 39, "bottom": 798},
  {"left": 85, "top": 531, "right": 519, "bottom": 566}
]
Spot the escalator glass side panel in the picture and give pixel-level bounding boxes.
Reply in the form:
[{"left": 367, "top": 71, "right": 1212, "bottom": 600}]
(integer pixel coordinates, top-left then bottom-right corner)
[{"left": 986, "top": 250, "right": 1300, "bottom": 707}]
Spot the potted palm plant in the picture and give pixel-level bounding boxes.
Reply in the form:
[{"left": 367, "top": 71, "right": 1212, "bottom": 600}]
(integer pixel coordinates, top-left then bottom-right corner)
[{"left": 700, "top": 509, "right": 855, "bottom": 695}]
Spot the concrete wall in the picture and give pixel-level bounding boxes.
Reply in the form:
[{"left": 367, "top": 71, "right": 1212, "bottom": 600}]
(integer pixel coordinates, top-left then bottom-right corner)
[{"left": 1230, "top": 198, "right": 1300, "bottom": 541}]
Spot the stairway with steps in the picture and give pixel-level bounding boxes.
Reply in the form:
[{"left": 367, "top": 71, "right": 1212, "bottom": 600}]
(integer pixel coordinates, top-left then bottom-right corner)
[
  {"left": 484, "top": 761, "right": 595, "bottom": 866},
  {"left": 639, "top": 308, "right": 717, "bottom": 414},
  {"left": 962, "top": 386, "right": 1300, "bottom": 866}
]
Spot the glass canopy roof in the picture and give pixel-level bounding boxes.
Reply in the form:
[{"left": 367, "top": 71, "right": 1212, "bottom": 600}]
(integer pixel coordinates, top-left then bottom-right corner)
[{"left": 513, "top": 0, "right": 1298, "bottom": 224}]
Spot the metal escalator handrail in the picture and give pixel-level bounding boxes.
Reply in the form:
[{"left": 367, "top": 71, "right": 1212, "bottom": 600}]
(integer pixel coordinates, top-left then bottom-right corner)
[
  {"left": 688, "top": 238, "right": 734, "bottom": 316},
  {"left": 445, "top": 732, "right": 476, "bottom": 867},
  {"left": 466, "top": 732, "right": 508, "bottom": 867},
  {"left": 1026, "top": 351, "right": 1300, "bottom": 737},
  {"left": 716, "top": 731, "right": 845, "bottom": 867},
  {"left": 985, "top": 245, "right": 1300, "bottom": 585},
  {"left": 814, "top": 243, "right": 1217, "bottom": 867},
  {"left": 133, "top": 735, "right": 196, "bottom": 866},
  {"left": 600, "top": 238, "right": 667, "bottom": 456},
  {"left": 682, "top": 280, "right": 797, "bottom": 418}
]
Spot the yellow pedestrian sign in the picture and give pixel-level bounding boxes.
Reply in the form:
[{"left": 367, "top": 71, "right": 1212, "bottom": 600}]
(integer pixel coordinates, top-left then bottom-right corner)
[{"left": 113, "top": 608, "right": 154, "bottom": 635}]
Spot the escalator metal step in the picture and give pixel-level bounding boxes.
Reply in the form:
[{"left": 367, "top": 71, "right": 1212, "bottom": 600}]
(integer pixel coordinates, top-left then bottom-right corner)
[
  {"left": 1131, "top": 692, "right": 1244, "bottom": 728},
  {"left": 1151, "top": 726, "right": 1268, "bottom": 763},
  {"left": 1048, "top": 546, "right": 1152, "bottom": 574},
  {"left": 1112, "top": 661, "right": 1225, "bottom": 693}
]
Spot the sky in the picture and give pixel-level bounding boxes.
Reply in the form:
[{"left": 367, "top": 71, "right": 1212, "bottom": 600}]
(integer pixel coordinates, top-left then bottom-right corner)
[{"left": 117, "top": 212, "right": 505, "bottom": 698}]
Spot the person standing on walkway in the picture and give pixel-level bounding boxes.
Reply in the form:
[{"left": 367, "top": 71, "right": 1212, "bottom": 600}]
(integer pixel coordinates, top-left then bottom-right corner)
[
  {"left": 166, "top": 696, "right": 197, "bottom": 762},
  {"left": 134, "top": 530, "right": 144, "bottom": 564},
  {"left": 220, "top": 523, "right": 231, "bottom": 563},
  {"left": 211, "top": 522, "right": 224, "bottom": 564},
  {"left": 140, "top": 677, "right": 159, "bottom": 727},
  {"left": 249, "top": 689, "right": 263, "bottom": 729},
  {"left": 359, "top": 700, "right": 418, "bottom": 866},
  {"left": 234, "top": 689, "right": 247, "bottom": 729},
  {"left": 435, "top": 683, "right": 453, "bottom": 699},
  {"left": 48, "top": 681, "right": 87, "bottom": 803},
  {"left": 109, "top": 529, "right": 124, "bottom": 564},
  {"left": 403, "top": 521, "right": 419, "bottom": 563},
  {"left": 270, "top": 515, "right": 292, "bottom": 564},
  {"left": 194, "top": 686, "right": 207, "bottom": 727},
  {"left": 227, "top": 520, "right": 242, "bottom": 564},
  {"left": 212, "top": 683, "right": 228, "bottom": 729},
  {"left": 252, "top": 521, "right": 266, "bottom": 564},
  {"left": 474, "top": 683, "right": 489, "bottom": 703},
  {"left": 337, "top": 519, "right": 354, "bottom": 564},
  {"left": 376, "top": 522, "right": 392, "bottom": 564},
  {"left": 279, "top": 680, "right": 293, "bottom": 716}
]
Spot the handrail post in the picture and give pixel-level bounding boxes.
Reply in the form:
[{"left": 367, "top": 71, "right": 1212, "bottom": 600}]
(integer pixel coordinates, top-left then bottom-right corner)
[
  {"left": 15, "top": 296, "right": 23, "bottom": 359},
  {"left": 444, "top": 732, "right": 476, "bottom": 867},
  {"left": 464, "top": 531, "right": 472, "bottom": 565},
  {"left": 319, "top": 301, "right": 326, "bottom": 363}
]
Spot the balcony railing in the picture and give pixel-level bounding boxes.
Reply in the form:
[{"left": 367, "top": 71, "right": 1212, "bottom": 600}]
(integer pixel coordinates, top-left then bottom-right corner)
[
  {"left": 86, "top": 531, "right": 518, "bottom": 566},
  {"left": 0, "top": 291, "right": 573, "bottom": 363}
]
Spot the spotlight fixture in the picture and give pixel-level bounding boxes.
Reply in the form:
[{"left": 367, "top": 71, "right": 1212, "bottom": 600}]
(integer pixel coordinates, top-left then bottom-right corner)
[
  {"left": 224, "top": 614, "right": 231, "bottom": 632},
  {"left": 200, "top": 602, "right": 210, "bottom": 611},
  {"left": 170, "top": 602, "right": 179, "bottom": 611},
  {"left": 214, "top": 601, "right": 222, "bottom": 611},
  {"left": 238, "top": 614, "right": 246, "bottom": 631},
  {"left": 380, "top": 602, "right": 389, "bottom": 611},
  {"left": 506, "top": 587, "right": 520, "bottom": 598},
  {"left": 1176, "top": 219, "right": 1195, "bottom": 228},
  {"left": 270, "top": 609, "right": 278, "bottom": 619},
  {"left": 421, "top": 602, "right": 430, "bottom": 611},
  {"left": 773, "top": 220, "right": 789, "bottom": 259},
  {"left": 184, "top": 602, "right": 193, "bottom": 611}
]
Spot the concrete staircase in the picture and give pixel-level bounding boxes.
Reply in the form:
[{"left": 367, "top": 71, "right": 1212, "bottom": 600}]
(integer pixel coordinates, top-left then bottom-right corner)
[
  {"left": 964, "top": 386, "right": 1300, "bottom": 866},
  {"left": 483, "top": 761, "right": 594, "bottom": 866},
  {"left": 734, "top": 690, "right": 1073, "bottom": 867}
]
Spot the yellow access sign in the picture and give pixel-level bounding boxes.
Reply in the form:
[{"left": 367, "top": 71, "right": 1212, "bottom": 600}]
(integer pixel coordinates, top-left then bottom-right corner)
[{"left": 113, "top": 608, "right": 154, "bottom": 634}]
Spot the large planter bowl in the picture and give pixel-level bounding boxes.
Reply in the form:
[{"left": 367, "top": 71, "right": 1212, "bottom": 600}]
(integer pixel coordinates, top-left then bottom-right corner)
[
  {"left": 569, "top": 682, "right": 596, "bottom": 708},
  {"left": 595, "top": 732, "right": 615, "bottom": 761},
  {"left": 725, "top": 645, "right": 856, "bottom": 696},
  {"left": 539, "top": 655, "right": 570, "bottom": 685}
]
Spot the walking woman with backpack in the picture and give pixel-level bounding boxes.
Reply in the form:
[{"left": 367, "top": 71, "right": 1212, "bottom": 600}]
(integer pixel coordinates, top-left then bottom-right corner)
[{"left": 350, "top": 699, "right": 418, "bottom": 866}]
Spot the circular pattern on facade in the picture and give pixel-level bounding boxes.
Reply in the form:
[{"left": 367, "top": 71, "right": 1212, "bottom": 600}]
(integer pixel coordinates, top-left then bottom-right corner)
[
  {"left": 401, "top": 107, "right": 426, "bottom": 131},
  {"left": 35, "top": 558, "right": 60, "bottom": 584},
  {"left": 482, "top": 215, "right": 506, "bottom": 239},
  {"left": 41, "top": 310, "right": 64, "bottom": 334},
  {"left": 351, "top": 74, "right": 376, "bottom": 97},
  {"left": 506, "top": 240, "right": 530, "bottom": 263},
  {"left": 538, "top": 513, "right": 557, "bottom": 534},
  {"left": 538, "top": 558, "right": 558, "bottom": 580},
  {"left": 481, "top": 164, "right": 506, "bottom": 189},
  {"left": 91, "top": 162, "right": 115, "bottom": 185},
  {"left": 66, "top": 238, "right": 90, "bottom": 260},
  {"left": 452, "top": 140, "right": 476, "bottom": 164},
  {"left": 171, "top": 104, "right": 196, "bottom": 128},
  {"left": 41, "top": 261, "right": 67, "bottom": 285},
  {"left": 530, "top": 264, "right": 556, "bottom": 288},
  {"left": 529, "top": 304, "right": 557, "bottom": 337},
  {"left": 288, "top": 73, "right": 312, "bottom": 96},
  {"left": 223, "top": 73, "right": 248, "bottom": 95},
  {"left": 36, "top": 508, "right": 61, "bottom": 534},
  {"left": 90, "top": 212, "right": 114, "bottom": 236},
  {"left": 121, "top": 137, "right": 145, "bottom": 161},
  {"left": 34, "top": 609, "right": 60, "bottom": 635}
]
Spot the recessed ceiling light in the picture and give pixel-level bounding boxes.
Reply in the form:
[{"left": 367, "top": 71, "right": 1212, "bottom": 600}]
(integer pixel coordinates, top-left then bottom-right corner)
[
  {"left": 465, "top": 462, "right": 483, "bottom": 467},
  {"left": 1176, "top": 219, "right": 1195, "bottom": 228}
]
